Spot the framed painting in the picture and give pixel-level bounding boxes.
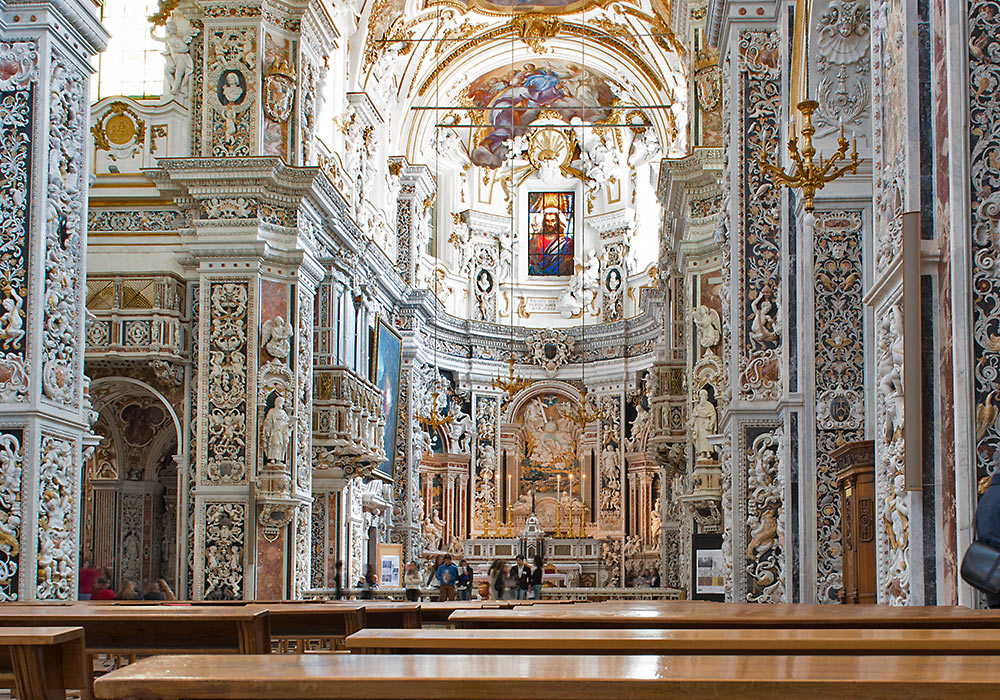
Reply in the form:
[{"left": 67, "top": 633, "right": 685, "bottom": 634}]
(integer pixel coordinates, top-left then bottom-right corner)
[{"left": 374, "top": 317, "right": 402, "bottom": 478}]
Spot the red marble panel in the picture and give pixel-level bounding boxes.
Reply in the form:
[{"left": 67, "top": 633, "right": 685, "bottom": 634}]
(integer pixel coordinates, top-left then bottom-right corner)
[{"left": 255, "top": 528, "right": 287, "bottom": 599}]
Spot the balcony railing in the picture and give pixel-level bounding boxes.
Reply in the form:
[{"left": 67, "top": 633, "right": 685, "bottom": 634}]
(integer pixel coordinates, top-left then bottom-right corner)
[{"left": 313, "top": 366, "right": 386, "bottom": 478}]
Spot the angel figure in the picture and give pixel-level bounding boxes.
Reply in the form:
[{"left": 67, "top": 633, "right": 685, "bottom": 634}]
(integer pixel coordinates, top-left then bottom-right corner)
[
  {"left": 691, "top": 304, "right": 721, "bottom": 349},
  {"left": 261, "top": 316, "right": 294, "bottom": 359},
  {"left": 150, "top": 10, "right": 198, "bottom": 99}
]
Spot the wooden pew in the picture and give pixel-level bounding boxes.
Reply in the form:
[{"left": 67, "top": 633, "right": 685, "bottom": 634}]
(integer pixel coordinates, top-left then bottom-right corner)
[
  {"left": 265, "top": 604, "right": 365, "bottom": 653},
  {"left": 338, "top": 603, "right": 420, "bottom": 629},
  {"left": 0, "top": 604, "right": 271, "bottom": 656},
  {"left": 415, "top": 602, "right": 514, "bottom": 626},
  {"left": 0, "top": 627, "right": 90, "bottom": 700},
  {"left": 449, "top": 601, "right": 1000, "bottom": 629},
  {"left": 93, "top": 652, "right": 1000, "bottom": 699},
  {"left": 345, "top": 627, "right": 1000, "bottom": 655}
]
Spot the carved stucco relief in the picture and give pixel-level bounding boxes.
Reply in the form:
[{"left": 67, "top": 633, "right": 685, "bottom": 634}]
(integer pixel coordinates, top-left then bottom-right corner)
[{"left": 813, "top": 211, "right": 866, "bottom": 603}]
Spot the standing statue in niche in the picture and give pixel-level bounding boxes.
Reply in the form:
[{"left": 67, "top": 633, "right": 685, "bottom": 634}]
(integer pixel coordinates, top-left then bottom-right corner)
[
  {"left": 689, "top": 389, "right": 717, "bottom": 457},
  {"left": 150, "top": 11, "right": 198, "bottom": 100},
  {"left": 423, "top": 508, "right": 444, "bottom": 552},
  {"left": 691, "top": 304, "right": 721, "bottom": 349},
  {"left": 446, "top": 408, "right": 474, "bottom": 454},
  {"left": 262, "top": 395, "right": 292, "bottom": 464}
]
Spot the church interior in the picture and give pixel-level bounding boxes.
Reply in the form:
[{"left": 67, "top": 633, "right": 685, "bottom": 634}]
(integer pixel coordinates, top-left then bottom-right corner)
[{"left": 0, "top": 0, "right": 999, "bottom": 693}]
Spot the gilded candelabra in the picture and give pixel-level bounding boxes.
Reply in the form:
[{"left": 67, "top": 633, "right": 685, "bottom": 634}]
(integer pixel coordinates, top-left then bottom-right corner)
[
  {"left": 566, "top": 387, "right": 599, "bottom": 429},
  {"left": 491, "top": 357, "right": 532, "bottom": 397},
  {"left": 416, "top": 391, "right": 453, "bottom": 433},
  {"left": 757, "top": 100, "right": 859, "bottom": 213}
]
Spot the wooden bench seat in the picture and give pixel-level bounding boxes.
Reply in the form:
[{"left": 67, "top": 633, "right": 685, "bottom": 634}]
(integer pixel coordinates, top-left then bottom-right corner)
[
  {"left": 449, "top": 601, "right": 1000, "bottom": 629},
  {"left": 0, "top": 605, "right": 271, "bottom": 655},
  {"left": 345, "top": 627, "right": 1000, "bottom": 655},
  {"left": 92, "top": 652, "right": 1000, "bottom": 700},
  {"left": 0, "top": 627, "right": 90, "bottom": 700}
]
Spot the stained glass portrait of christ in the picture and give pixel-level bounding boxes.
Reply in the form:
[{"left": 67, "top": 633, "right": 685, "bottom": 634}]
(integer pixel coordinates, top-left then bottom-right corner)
[{"left": 528, "top": 192, "right": 575, "bottom": 276}]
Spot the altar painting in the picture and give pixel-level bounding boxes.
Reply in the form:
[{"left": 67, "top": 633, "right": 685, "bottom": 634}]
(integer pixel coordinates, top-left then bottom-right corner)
[
  {"left": 519, "top": 393, "right": 579, "bottom": 493},
  {"left": 467, "top": 60, "right": 617, "bottom": 168},
  {"left": 528, "top": 192, "right": 575, "bottom": 276}
]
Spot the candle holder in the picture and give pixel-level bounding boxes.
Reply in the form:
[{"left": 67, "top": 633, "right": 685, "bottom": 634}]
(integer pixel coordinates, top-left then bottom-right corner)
[
  {"left": 579, "top": 503, "right": 587, "bottom": 538},
  {"left": 555, "top": 498, "right": 562, "bottom": 539},
  {"left": 757, "top": 100, "right": 860, "bottom": 213},
  {"left": 505, "top": 502, "right": 513, "bottom": 538}
]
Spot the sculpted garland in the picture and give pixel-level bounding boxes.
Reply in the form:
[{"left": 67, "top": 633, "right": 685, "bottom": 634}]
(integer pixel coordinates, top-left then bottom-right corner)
[
  {"left": 813, "top": 211, "right": 865, "bottom": 603},
  {"left": 204, "top": 501, "right": 245, "bottom": 600},
  {"left": 42, "top": 52, "right": 87, "bottom": 409},
  {"left": 0, "top": 430, "right": 23, "bottom": 601},
  {"left": 968, "top": 0, "right": 1000, "bottom": 482},
  {"left": 0, "top": 41, "right": 36, "bottom": 402},
  {"left": 744, "top": 426, "right": 784, "bottom": 604},
  {"left": 738, "top": 30, "right": 782, "bottom": 402},
  {"left": 37, "top": 435, "right": 77, "bottom": 600},
  {"left": 205, "top": 282, "right": 250, "bottom": 483}
]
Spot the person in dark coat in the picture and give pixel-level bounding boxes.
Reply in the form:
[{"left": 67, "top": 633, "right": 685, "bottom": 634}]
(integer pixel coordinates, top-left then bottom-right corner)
[{"left": 975, "top": 473, "right": 1000, "bottom": 608}]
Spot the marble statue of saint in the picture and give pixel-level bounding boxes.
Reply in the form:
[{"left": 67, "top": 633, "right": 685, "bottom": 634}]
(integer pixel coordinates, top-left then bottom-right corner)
[
  {"left": 262, "top": 395, "right": 292, "bottom": 464},
  {"left": 690, "top": 389, "right": 717, "bottom": 457}
]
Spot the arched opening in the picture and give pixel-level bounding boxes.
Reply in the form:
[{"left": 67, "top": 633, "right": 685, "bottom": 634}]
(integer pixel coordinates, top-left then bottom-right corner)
[{"left": 84, "top": 378, "right": 182, "bottom": 597}]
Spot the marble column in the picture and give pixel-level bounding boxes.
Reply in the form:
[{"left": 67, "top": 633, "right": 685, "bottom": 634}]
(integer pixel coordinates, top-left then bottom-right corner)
[
  {"left": 710, "top": 3, "right": 790, "bottom": 603},
  {"left": 0, "top": 1, "right": 107, "bottom": 601}
]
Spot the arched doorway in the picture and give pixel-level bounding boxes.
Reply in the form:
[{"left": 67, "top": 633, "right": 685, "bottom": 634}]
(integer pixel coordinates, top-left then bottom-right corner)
[{"left": 85, "top": 378, "right": 182, "bottom": 595}]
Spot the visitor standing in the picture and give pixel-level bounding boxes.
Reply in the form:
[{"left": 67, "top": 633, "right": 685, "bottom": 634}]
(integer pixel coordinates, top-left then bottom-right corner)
[
  {"left": 79, "top": 557, "right": 101, "bottom": 600},
  {"left": 502, "top": 562, "right": 518, "bottom": 600},
  {"left": 531, "top": 555, "right": 544, "bottom": 600},
  {"left": 493, "top": 562, "right": 510, "bottom": 600},
  {"left": 975, "top": 472, "right": 1000, "bottom": 608},
  {"left": 457, "top": 559, "right": 474, "bottom": 600},
  {"left": 334, "top": 560, "right": 344, "bottom": 599},
  {"left": 487, "top": 559, "right": 503, "bottom": 600},
  {"left": 436, "top": 554, "right": 459, "bottom": 601},
  {"left": 511, "top": 555, "right": 530, "bottom": 600},
  {"left": 404, "top": 561, "right": 422, "bottom": 602},
  {"left": 360, "top": 564, "right": 377, "bottom": 599}
]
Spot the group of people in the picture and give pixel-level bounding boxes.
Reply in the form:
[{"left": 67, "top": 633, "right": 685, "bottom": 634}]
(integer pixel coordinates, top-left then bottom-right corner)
[
  {"left": 406, "top": 554, "right": 476, "bottom": 601},
  {"left": 79, "top": 559, "right": 176, "bottom": 601},
  {"left": 625, "top": 569, "right": 662, "bottom": 588},
  {"left": 489, "top": 555, "right": 544, "bottom": 600}
]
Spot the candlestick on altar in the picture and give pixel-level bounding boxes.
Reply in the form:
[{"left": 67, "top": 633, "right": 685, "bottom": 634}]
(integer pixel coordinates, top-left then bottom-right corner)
[
  {"left": 494, "top": 473, "right": 502, "bottom": 538},
  {"left": 505, "top": 475, "right": 513, "bottom": 537},
  {"left": 579, "top": 502, "right": 586, "bottom": 538}
]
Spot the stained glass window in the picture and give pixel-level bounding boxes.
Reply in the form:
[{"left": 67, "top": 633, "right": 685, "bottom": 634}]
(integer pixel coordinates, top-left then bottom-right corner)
[{"left": 527, "top": 191, "right": 575, "bottom": 276}]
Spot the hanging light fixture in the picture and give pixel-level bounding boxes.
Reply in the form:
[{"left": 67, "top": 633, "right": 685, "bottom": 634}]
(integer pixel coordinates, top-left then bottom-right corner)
[{"left": 416, "top": 37, "right": 453, "bottom": 438}]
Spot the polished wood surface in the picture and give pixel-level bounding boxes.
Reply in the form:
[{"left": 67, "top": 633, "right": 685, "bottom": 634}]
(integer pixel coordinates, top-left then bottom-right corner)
[
  {"left": 0, "top": 627, "right": 90, "bottom": 700},
  {"left": 263, "top": 604, "right": 366, "bottom": 638},
  {"left": 345, "top": 627, "right": 1000, "bottom": 654},
  {"left": 0, "top": 604, "right": 271, "bottom": 654},
  {"left": 835, "top": 440, "right": 877, "bottom": 604},
  {"left": 415, "top": 602, "right": 514, "bottom": 625},
  {"left": 449, "top": 601, "right": 1000, "bottom": 628},
  {"left": 93, "top": 653, "right": 1000, "bottom": 700}
]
